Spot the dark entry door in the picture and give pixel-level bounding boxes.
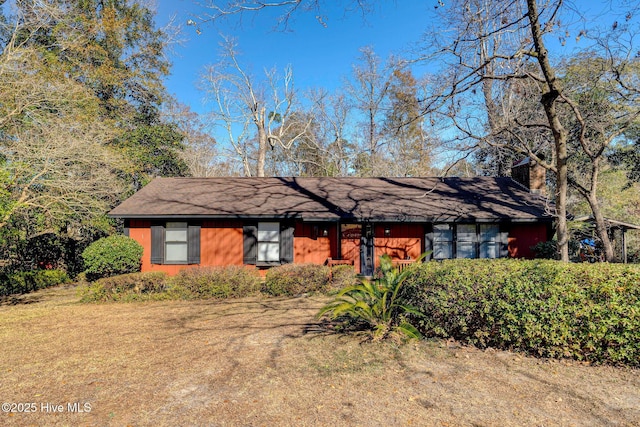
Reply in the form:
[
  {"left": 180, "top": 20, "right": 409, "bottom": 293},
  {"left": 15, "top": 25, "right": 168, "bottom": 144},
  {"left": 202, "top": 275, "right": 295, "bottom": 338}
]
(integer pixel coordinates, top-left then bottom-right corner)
[{"left": 360, "top": 223, "right": 375, "bottom": 276}]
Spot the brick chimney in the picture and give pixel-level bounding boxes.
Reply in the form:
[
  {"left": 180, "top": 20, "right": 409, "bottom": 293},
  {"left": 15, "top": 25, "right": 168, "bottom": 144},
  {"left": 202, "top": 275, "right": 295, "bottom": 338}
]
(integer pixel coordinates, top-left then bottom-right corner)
[{"left": 511, "top": 157, "right": 546, "bottom": 195}]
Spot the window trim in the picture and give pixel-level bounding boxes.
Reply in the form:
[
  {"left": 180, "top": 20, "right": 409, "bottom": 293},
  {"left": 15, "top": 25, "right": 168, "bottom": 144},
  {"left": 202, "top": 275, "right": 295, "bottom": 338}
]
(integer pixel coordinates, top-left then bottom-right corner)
[
  {"left": 164, "top": 222, "right": 189, "bottom": 264},
  {"left": 455, "top": 223, "right": 478, "bottom": 259},
  {"left": 479, "top": 224, "right": 500, "bottom": 259},
  {"left": 257, "top": 222, "right": 281, "bottom": 263},
  {"left": 432, "top": 223, "right": 454, "bottom": 260}
]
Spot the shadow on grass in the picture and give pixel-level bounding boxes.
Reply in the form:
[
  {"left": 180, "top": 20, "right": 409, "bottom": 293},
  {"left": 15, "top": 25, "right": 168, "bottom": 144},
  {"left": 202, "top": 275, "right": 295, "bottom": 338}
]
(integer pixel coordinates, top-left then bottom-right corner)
[
  {"left": 0, "top": 283, "right": 81, "bottom": 307},
  {"left": 0, "top": 293, "right": 44, "bottom": 306}
]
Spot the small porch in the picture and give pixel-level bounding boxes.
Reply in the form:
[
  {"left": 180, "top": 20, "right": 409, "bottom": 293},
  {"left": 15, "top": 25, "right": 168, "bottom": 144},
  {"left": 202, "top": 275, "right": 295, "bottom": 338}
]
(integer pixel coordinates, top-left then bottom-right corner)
[{"left": 572, "top": 216, "right": 640, "bottom": 263}]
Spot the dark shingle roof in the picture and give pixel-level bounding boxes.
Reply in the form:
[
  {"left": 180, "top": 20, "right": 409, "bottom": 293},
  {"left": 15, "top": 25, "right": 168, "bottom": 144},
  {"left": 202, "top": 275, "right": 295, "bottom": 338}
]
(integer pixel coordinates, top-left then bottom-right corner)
[{"left": 109, "top": 176, "right": 553, "bottom": 222}]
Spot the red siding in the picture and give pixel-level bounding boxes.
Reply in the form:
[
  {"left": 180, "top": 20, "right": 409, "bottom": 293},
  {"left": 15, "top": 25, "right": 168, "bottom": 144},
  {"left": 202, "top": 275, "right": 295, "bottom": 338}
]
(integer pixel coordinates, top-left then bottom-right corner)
[
  {"left": 129, "top": 219, "right": 153, "bottom": 271},
  {"left": 374, "top": 223, "right": 423, "bottom": 264},
  {"left": 201, "top": 220, "right": 244, "bottom": 266},
  {"left": 508, "top": 223, "right": 549, "bottom": 259},
  {"left": 294, "top": 223, "right": 337, "bottom": 264}
]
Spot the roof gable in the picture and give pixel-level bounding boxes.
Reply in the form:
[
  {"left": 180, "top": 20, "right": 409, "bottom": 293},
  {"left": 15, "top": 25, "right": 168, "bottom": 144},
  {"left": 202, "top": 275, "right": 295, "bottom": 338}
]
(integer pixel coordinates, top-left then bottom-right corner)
[{"left": 109, "top": 176, "right": 553, "bottom": 222}]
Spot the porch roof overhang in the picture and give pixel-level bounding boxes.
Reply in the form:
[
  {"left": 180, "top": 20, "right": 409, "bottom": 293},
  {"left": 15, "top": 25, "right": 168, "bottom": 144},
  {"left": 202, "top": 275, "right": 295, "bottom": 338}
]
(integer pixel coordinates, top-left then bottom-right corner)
[{"left": 573, "top": 215, "right": 640, "bottom": 231}]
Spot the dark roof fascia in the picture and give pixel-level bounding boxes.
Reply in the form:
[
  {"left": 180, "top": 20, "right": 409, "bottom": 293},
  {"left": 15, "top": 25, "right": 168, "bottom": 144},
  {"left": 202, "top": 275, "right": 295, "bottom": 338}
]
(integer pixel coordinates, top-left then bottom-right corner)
[
  {"left": 109, "top": 213, "right": 307, "bottom": 220},
  {"left": 110, "top": 213, "right": 554, "bottom": 224},
  {"left": 430, "top": 217, "right": 555, "bottom": 224}
]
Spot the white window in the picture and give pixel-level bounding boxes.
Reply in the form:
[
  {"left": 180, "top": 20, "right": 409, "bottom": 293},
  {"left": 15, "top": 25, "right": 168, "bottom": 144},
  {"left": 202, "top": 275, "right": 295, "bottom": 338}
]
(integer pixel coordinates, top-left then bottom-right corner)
[
  {"left": 433, "top": 224, "right": 453, "bottom": 260},
  {"left": 258, "top": 222, "right": 280, "bottom": 262},
  {"left": 480, "top": 224, "right": 500, "bottom": 259},
  {"left": 165, "top": 222, "right": 188, "bottom": 263},
  {"left": 456, "top": 224, "right": 477, "bottom": 259}
]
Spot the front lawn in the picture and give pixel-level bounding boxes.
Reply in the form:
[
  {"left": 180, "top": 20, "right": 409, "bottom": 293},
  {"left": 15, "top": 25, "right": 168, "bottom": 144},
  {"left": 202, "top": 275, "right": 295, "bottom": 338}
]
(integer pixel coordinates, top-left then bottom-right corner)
[{"left": 0, "top": 284, "right": 638, "bottom": 426}]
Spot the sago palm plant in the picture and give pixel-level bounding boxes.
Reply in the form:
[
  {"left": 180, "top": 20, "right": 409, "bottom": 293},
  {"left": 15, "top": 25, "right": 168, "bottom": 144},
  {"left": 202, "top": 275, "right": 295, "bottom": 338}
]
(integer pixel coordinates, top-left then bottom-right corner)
[{"left": 317, "top": 254, "right": 425, "bottom": 340}]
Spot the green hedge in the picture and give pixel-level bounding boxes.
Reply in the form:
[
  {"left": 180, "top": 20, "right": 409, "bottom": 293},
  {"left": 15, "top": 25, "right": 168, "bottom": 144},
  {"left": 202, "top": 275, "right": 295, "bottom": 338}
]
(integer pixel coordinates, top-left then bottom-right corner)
[
  {"left": 402, "top": 259, "right": 640, "bottom": 367},
  {"left": 263, "top": 263, "right": 358, "bottom": 296},
  {"left": 0, "top": 269, "right": 69, "bottom": 296}
]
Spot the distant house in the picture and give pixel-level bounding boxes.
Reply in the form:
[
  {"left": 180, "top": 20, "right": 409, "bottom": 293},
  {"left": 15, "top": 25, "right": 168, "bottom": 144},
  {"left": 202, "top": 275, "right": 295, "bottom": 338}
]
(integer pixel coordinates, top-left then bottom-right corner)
[{"left": 109, "top": 166, "right": 554, "bottom": 276}]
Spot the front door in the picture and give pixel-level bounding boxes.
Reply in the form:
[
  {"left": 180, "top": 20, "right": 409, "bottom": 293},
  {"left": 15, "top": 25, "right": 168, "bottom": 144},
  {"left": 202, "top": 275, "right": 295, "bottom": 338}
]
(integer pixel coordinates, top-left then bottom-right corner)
[{"left": 360, "top": 223, "right": 375, "bottom": 276}]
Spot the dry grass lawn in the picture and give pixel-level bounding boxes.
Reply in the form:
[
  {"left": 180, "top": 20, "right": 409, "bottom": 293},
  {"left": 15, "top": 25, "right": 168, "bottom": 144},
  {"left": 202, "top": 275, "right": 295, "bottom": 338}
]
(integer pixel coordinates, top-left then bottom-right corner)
[{"left": 0, "top": 284, "right": 638, "bottom": 427}]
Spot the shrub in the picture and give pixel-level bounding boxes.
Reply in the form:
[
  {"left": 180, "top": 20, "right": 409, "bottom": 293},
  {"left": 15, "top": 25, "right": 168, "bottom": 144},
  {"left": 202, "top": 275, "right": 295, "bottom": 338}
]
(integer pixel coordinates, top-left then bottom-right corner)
[
  {"left": 82, "top": 235, "right": 143, "bottom": 281},
  {"left": 402, "top": 259, "right": 640, "bottom": 367},
  {"left": 533, "top": 240, "right": 581, "bottom": 261},
  {"left": 78, "top": 271, "right": 169, "bottom": 302},
  {"left": 318, "top": 255, "right": 423, "bottom": 340},
  {"left": 531, "top": 241, "right": 559, "bottom": 259},
  {"left": 169, "top": 266, "right": 262, "bottom": 299},
  {"left": 263, "top": 263, "right": 331, "bottom": 296},
  {"left": 327, "top": 264, "right": 359, "bottom": 291},
  {"left": 0, "top": 269, "right": 69, "bottom": 296}
]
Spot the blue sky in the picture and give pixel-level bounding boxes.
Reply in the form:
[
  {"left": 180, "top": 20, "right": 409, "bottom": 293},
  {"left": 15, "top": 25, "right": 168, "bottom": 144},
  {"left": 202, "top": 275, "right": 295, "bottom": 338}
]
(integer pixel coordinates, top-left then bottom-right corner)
[
  {"left": 155, "top": 1, "right": 432, "bottom": 114},
  {"left": 154, "top": 1, "right": 634, "bottom": 116}
]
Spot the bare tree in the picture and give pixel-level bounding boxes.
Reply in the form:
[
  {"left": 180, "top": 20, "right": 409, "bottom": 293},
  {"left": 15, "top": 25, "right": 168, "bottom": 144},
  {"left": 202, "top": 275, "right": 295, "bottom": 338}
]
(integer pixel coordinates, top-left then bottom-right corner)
[
  {"left": 201, "top": 38, "right": 310, "bottom": 176},
  {"left": 162, "top": 100, "right": 239, "bottom": 177},
  {"left": 193, "top": 0, "right": 371, "bottom": 31},
  {"left": 0, "top": 75, "right": 124, "bottom": 232},
  {"left": 347, "top": 47, "right": 394, "bottom": 176},
  {"left": 0, "top": 2, "right": 125, "bottom": 234},
  {"left": 309, "top": 89, "right": 354, "bottom": 176},
  {"left": 265, "top": 89, "right": 355, "bottom": 176}
]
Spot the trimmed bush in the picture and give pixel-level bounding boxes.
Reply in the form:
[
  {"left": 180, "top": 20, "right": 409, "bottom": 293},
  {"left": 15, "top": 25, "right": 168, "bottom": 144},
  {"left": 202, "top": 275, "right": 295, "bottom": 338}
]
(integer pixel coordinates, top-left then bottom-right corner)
[
  {"left": 327, "top": 264, "right": 359, "bottom": 291},
  {"left": 263, "top": 263, "right": 331, "bottom": 296},
  {"left": 0, "top": 269, "right": 70, "bottom": 295},
  {"left": 170, "top": 266, "right": 262, "bottom": 299},
  {"left": 78, "top": 271, "right": 169, "bottom": 302},
  {"left": 82, "top": 235, "right": 143, "bottom": 280},
  {"left": 402, "top": 259, "right": 640, "bottom": 367}
]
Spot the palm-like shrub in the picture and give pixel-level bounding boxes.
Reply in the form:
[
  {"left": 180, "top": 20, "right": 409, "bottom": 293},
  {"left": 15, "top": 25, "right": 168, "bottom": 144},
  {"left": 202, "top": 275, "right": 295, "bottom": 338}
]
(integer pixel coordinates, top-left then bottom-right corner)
[{"left": 318, "top": 254, "right": 424, "bottom": 340}]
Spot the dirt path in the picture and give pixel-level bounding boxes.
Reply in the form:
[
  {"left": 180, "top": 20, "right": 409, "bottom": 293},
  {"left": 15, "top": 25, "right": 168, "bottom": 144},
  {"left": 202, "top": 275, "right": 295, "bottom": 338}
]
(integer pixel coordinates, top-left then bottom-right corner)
[{"left": 0, "top": 285, "right": 638, "bottom": 426}]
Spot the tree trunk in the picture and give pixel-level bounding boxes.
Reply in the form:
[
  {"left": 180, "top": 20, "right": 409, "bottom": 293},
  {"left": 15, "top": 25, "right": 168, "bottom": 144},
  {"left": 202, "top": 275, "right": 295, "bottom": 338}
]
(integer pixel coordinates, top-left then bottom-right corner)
[
  {"left": 587, "top": 194, "right": 615, "bottom": 262},
  {"left": 554, "top": 142, "right": 570, "bottom": 262},
  {"left": 588, "top": 154, "right": 615, "bottom": 262},
  {"left": 582, "top": 159, "right": 615, "bottom": 261},
  {"left": 526, "top": 0, "right": 569, "bottom": 261},
  {"left": 256, "top": 107, "right": 267, "bottom": 177}
]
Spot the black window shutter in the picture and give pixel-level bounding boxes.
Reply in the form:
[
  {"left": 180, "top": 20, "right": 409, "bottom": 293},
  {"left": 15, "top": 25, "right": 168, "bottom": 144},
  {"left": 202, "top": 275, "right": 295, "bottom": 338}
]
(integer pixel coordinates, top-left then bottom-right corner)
[
  {"left": 123, "top": 219, "right": 130, "bottom": 237},
  {"left": 243, "top": 224, "right": 258, "bottom": 265},
  {"left": 188, "top": 224, "right": 201, "bottom": 264},
  {"left": 280, "top": 222, "right": 294, "bottom": 264},
  {"left": 499, "top": 225, "right": 510, "bottom": 258},
  {"left": 424, "top": 227, "right": 433, "bottom": 261},
  {"left": 151, "top": 224, "right": 164, "bottom": 264}
]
